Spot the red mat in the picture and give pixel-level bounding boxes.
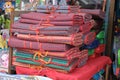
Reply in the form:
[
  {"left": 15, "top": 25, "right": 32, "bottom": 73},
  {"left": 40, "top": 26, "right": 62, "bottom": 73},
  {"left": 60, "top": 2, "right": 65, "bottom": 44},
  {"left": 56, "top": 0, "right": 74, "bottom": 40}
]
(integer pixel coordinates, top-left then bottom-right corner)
[
  {"left": 8, "top": 37, "right": 73, "bottom": 52},
  {"left": 16, "top": 56, "right": 111, "bottom": 80},
  {"left": 20, "top": 12, "right": 92, "bottom": 21},
  {"left": 16, "top": 33, "right": 83, "bottom": 46}
]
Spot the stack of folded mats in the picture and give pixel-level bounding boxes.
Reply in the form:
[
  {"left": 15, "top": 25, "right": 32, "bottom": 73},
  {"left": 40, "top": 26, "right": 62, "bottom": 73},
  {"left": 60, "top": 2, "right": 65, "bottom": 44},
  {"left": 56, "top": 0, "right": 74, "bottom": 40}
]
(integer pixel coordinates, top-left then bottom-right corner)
[
  {"left": 12, "top": 48, "right": 88, "bottom": 73},
  {"left": 9, "top": 12, "right": 96, "bottom": 73}
]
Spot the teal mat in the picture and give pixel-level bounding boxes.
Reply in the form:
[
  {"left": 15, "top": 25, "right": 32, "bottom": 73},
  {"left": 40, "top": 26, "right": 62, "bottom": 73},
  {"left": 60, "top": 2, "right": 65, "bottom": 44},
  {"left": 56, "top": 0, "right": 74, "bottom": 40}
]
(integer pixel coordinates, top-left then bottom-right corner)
[
  {"left": 15, "top": 51, "right": 72, "bottom": 65},
  {"left": 16, "top": 58, "right": 76, "bottom": 71}
]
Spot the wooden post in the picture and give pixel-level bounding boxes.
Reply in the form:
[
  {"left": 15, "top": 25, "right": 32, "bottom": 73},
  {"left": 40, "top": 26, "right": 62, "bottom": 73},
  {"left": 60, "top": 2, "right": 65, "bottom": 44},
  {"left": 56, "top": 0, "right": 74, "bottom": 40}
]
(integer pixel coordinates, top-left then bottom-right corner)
[
  {"left": 105, "top": 0, "right": 115, "bottom": 60},
  {"left": 105, "top": 0, "right": 115, "bottom": 79},
  {"left": 105, "top": 65, "right": 110, "bottom": 80},
  {"left": 8, "top": 11, "right": 14, "bottom": 74}
]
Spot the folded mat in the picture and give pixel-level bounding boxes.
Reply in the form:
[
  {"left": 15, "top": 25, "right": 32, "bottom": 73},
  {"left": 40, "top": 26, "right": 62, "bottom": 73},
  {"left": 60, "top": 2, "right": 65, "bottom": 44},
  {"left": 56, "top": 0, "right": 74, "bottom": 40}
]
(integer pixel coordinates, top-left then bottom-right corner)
[
  {"left": 11, "top": 22, "right": 80, "bottom": 36},
  {"left": 16, "top": 32, "right": 83, "bottom": 46},
  {"left": 0, "top": 73, "right": 52, "bottom": 80},
  {"left": 20, "top": 12, "right": 91, "bottom": 26},
  {"left": 12, "top": 22, "right": 79, "bottom": 31},
  {"left": 14, "top": 49, "right": 88, "bottom": 66},
  {"left": 37, "top": 10, "right": 71, "bottom": 14},
  {"left": 20, "top": 12, "right": 92, "bottom": 22},
  {"left": 8, "top": 37, "right": 73, "bottom": 52},
  {"left": 16, "top": 56, "right": 112, "bottom": 80},
  {"left": 13, "top": 62, "right": 70, "bottom": 73},
  {"left": 19, "top": 19, "right": 76, "bottom": 26},
  {"left": 12, "top": 19, "right": 94, "bottom": 34},
  {"left": 12, "top": 31, "right": 95, "bottom": 46},
  {"left": 37, "top": 6, "right": 79, "bottom": 13},
  {"left": 14, "top": 51, "right": 80, "bottom": 67},
  {"left": 37, "top": 9, "right": 79, "bottom": 14},
  {"left": 12, "top": 20, "right": 94, "bottom": 36},
  {"left": 20, "top": 12, "right": 72, "bottom": 21},
  {"left": 11, "top": 28, "right": 78, "bottom": 36},
  {"left": 37, "top": 5, "right": 78, "bottom": 10},
  {"left": 16, "top": 48, "right": 88, "bottom": 60},
  {"left": 13, "top": 57, "right": 79, "bottom": 72}
]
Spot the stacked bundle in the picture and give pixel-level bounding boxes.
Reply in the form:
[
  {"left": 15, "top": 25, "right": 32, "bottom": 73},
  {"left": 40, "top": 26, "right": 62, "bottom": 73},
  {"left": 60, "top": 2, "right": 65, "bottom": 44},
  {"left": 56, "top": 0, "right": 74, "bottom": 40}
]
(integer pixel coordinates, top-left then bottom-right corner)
[
  {"left": 37, "top": 5, "right": 80, "bottom": 13},
  {"left": 17, "top": 12, "right": 92, "bottom": 26},
  {"left": 9, "top": 11, "right": 96, "bottom": 73}
]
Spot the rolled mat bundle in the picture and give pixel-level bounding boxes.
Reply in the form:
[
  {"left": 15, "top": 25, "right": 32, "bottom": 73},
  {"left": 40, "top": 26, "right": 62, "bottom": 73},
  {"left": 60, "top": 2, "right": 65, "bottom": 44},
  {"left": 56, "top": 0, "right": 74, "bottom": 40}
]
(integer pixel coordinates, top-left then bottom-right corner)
[
  {"left": 37, "top": 5, "right": 71, "bottom": 10},
  {"left": 12, "top": 49, "right": 88, "bottom": 72},
  {"left": 11, "top": 19, "right": 94, "bottom": 36},
  {"left": 19, "top": 19, "right": 75, "bottom": 26},
  {"left": 16, "top": 33, "right": 83, "bottom": 46},
  {"left": 8, "top": 37, "right": 73, "bottom": 51},
  {"left": 11, "top": 28, "right": 78, "bottom": 36},
  {"left": 12, "top": 31, "right": 95, "bottom": 46},
  {"left": 14, "top": 51, "right": 88, "bottom": 67},
  {"left": 20, "top": 12, "right": 92, "bottom": 25},
  {"left": 12, "top": 22, "right": 79, "bottom": 31},
  {"left": 13, "top": 52, "right": 75, "bottom": 67},
  {"left": 37, "top": 10, "right": 71, "bottom": 14},
  {"left": 20, "top": 12, "right": 92, "bottom": 21},
  {"left": 15, "top": 56, "right": 111, "bottom": 80},
  {"left": 13, "top": 58, "right": 78, "bottom": 72},
  {"left": 16, "top": 48, "right": 88, "bottom": 60},
  {"left": 20, "top": 12, "right": 76, "bottom": 21},
  {"left": 37, "top": 5, "right": 80, "bottom": 11},
  {"left": 37, "top": 6, "right": 80, "bottom": 14}
]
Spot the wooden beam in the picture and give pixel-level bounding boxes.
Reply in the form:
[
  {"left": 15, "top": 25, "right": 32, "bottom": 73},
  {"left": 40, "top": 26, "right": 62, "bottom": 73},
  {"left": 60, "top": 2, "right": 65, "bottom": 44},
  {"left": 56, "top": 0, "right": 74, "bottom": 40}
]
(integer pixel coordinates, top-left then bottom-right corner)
[
  {"left": 105, "top": 0, "right": 115, "bottom": 58},
  {"left": 105, "top": 0, "right": 115, "bottom": 79},
  {"left": 8, "top": 11, "right": 14, "bottom": 74}
]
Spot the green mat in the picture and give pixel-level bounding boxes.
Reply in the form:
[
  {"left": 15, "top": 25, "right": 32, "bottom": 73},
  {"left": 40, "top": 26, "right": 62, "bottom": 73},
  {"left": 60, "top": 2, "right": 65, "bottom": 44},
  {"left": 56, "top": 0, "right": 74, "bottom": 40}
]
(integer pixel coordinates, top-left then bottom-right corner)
[
  {"left": 14, "top": 51, "right": 72, "bottom": 66},
  {"left": 96, "top": 31, "right": 105, "bottom": 39},
  {"left": 14, "top": 51, "right": 78, "bottom": 71},
  {"left": 88, "top": 49, "right": 94, "bottom": 56},
  {"left": 98, "top": 39, "right": 104, "bottom": 44},
  {"left": 15, "top": 58, "right": 76, "bottom": 71}
]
